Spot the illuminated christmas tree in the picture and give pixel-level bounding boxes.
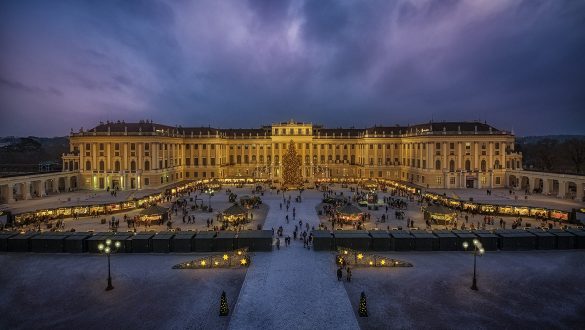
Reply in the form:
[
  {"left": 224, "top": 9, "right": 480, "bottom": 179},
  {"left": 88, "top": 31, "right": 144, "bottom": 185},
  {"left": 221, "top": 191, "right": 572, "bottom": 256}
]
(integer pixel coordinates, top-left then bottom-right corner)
[
  {"left": 282, "top": 140, "right": 302, "bottom": 188},
  {"left": 358, "top": 291, "right": 368, "bottom": 317},
  {"left": 219, "top": 291, "right": 229, "bottom": 316}
]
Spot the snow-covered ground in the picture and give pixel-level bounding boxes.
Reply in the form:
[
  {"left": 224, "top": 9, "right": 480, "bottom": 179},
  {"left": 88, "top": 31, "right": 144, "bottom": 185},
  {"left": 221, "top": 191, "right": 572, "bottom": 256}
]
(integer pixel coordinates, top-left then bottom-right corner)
[
  {"left": 1, "top": 186, "right": 584, "bottom": 329},
  {"left": 343, "top": 250, "right": 585, "bottom": 329},
  {"left": 0, "top": 253, "right": 246, "bottom": 330}
]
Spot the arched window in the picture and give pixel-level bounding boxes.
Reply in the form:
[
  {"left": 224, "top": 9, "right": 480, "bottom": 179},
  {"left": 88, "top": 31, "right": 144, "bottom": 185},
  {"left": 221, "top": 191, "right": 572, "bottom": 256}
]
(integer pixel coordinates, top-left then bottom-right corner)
[
  {"left": 465, "top": 159, "right": 471, "bottom": 171},
  {"left": 114, "top": 161, "right": 120, "bottom": 172},
  {"left": 99, "top": 160, "right": 105, "bottom": 171},
  {"left": 449, "top": 160, "right": 455, "bottom": 172},
  {"left": 481, "top": 159, "right": 487, "bottom": 172},
  {"left": 144, "top": 160, "right": 150, "bottom": 171},
  {"left": 130, "top": 160, "right": 136, "bottom": 171},
  {"left": 435, "top": 159, "right": 441, "bottom": 170},
  {"left": 494, "top": 159, "right": 500, "bottom": 169},
  {"left": 85, "top": 160, "right": 91, "bottom": 171}
]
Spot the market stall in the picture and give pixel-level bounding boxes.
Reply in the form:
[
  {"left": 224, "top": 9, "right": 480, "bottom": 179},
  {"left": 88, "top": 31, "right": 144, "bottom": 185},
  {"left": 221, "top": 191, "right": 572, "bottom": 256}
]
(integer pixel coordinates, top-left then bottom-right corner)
[
  {"left": 222, "top": 204, "right": 249, "bottom": 223},
  {"left": 239, "top": 195, "right": 262, "bottom": 208},
  {"left": 139, "top": 205, "right": 169, "bottom": 225},
  {"left": 423, "top": 205, "right": 458, "bottom": 225},
  {"left": 337, "top": 204, "right": 365, "bottom": 222}
]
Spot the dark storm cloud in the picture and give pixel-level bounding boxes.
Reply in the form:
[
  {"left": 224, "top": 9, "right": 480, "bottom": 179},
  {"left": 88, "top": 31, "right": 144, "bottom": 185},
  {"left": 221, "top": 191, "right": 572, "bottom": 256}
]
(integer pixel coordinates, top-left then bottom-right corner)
[{"left": 0, "top": 0, "right": 584, "bottom": 136}]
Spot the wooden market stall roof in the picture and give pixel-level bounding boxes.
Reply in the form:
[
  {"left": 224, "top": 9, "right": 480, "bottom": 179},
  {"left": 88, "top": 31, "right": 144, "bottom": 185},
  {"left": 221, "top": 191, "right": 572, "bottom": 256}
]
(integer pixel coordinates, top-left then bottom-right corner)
[
  {"left": 423, "top": 205, "right": 457, "bottom": 215},
  {"left": 222, "top": 204, "right": 248, "bottom": 216},
  {"left": 337, "top": 204, "right": 364, "bottom": 216},
  {"left": 140, "top": 205, "right": 169, "bottom": 216}
]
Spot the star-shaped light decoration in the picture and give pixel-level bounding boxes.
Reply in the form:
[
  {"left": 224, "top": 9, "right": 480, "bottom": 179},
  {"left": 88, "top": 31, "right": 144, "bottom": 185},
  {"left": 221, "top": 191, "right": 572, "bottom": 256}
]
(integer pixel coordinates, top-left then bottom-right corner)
[
  {"left": 200, "top": 260, "right": 206, "bottom": 266},
  {"left": 240, "top": 258, "right": 247, "bottom": 265},
  {"left": 380, "top": 259, "right": 386, "bottom": 265},
  {"left": 223, "top": 254, "right": 229, "bottom": 260},
  {"left": 357, "top": 253, "right": 363, "bottom": 260}
]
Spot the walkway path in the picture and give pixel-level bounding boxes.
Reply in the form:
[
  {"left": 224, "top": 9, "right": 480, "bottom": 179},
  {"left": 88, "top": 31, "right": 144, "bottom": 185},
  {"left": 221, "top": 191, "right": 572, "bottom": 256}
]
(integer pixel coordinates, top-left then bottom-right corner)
[{"left": 228, "top": 192, "right": 359, "bottom": 330}]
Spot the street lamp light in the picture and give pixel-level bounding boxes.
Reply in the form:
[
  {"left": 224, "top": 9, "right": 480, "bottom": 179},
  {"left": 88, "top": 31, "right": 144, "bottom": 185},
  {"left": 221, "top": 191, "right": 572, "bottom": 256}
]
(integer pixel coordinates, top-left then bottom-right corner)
[
  {"left": 462, "top": 239, "right": 484, "bottom": 291},
  {"left": 98, "top": 239, "right": 121, "bottom": 291},
  {"left": 205, "top": 188, "right": 214, "bottom": 210}
]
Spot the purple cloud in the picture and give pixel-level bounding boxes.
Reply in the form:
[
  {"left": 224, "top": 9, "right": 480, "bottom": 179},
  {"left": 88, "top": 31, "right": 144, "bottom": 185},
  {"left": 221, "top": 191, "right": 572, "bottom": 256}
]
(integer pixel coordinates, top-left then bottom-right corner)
[{"left": 0, "top": 0, "right": 584, "bottom": 136}]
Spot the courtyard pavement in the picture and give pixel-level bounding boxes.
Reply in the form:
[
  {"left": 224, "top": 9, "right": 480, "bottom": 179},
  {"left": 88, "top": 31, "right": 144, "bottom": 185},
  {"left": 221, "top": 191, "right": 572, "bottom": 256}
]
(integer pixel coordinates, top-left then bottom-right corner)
[{"left": 228, "top": 193, "right": 359, "bottom": 329}]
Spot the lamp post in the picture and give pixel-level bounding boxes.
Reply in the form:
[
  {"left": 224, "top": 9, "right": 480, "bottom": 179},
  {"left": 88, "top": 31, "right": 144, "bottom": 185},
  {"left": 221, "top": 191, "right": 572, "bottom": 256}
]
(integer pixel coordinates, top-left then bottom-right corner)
[
  {"left": 205, "top": 188, "right": 214, "bottom": 210},
  {"left": 462, "top": 239, "right": 485, "bottom": 291},
  {"left": 98, "top": 239, "right": 121, "bottom": 291}
]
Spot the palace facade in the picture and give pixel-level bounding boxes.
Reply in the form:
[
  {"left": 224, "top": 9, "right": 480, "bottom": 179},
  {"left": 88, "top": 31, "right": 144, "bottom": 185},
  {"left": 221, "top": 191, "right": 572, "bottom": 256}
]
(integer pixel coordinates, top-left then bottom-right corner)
[{"left": 61, "top": 120, "right": 522, "bottom": 190}]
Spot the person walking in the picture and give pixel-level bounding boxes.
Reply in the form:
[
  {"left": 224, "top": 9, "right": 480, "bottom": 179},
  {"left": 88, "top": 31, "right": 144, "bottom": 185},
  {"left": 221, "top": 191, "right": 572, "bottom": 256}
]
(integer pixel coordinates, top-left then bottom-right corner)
[
  {"left": 337, "top": 267, "right": 343, "bottom": 281},
  {"left": 346, "top": 267, "right": 352, "bottom": 282},
  {"left": 276, "top": 237, "right": 280, "bottom": 250}
]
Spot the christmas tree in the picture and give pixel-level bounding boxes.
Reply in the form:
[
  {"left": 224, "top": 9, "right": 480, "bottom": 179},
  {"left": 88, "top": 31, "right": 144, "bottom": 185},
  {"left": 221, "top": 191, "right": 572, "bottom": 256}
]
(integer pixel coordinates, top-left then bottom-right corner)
[
  {"left": 358, "top": 291, "right": 368, "bottom": 317},
  {"left": 282, "top": 140, "right": 302, "bottom": 188},
  {"left": 219, "top": 291, "right": 229, "bottom": 316}
]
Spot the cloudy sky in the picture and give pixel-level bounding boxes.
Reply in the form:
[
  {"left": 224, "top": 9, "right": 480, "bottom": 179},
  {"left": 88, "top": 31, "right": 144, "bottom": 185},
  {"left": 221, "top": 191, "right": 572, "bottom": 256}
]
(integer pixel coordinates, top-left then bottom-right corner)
[{"left": 1, "top": 0, "right": 584, "bottom": 137}]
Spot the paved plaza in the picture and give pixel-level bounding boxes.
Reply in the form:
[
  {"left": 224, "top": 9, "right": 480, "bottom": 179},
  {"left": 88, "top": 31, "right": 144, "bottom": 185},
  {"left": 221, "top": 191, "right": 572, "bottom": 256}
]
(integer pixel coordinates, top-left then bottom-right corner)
[
  {"left": 1, "top": 185, "right": 584, "bottom": 329},
  {"left": 4, "top": 184, "right": 583, "bottom": 233}
]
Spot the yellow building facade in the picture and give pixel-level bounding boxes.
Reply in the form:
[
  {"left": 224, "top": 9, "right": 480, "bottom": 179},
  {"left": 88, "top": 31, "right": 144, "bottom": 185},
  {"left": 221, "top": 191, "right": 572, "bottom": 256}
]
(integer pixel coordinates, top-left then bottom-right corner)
[{"left": 62, "top": 120, "right": 522, "bottom": 190}]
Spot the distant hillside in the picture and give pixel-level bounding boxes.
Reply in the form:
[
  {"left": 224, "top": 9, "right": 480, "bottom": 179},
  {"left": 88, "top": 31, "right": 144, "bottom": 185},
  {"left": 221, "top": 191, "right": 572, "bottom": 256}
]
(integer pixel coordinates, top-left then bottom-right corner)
[
  {"left": 0, "top": 136, "right": 69, "bottom": 174},
  {"left": 517, "top": 135, "right": 585, "bottom": 145}
]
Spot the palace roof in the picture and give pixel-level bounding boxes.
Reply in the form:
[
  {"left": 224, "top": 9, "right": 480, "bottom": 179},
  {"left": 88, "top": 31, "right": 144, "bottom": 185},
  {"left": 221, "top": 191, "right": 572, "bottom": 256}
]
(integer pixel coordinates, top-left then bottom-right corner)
[{"left": 83, "top": 120, "right": 505, "bottom": 136}]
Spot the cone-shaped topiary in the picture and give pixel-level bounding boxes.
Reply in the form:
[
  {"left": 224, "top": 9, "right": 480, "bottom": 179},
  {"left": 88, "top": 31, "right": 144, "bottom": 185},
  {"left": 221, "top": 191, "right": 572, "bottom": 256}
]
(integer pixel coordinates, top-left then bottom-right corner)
[
  {"left": 358, "top": 291, "right": 368, "bottom": 317},
  {"left": 219, "top": 291, "right": 229, "bottom": 316}
]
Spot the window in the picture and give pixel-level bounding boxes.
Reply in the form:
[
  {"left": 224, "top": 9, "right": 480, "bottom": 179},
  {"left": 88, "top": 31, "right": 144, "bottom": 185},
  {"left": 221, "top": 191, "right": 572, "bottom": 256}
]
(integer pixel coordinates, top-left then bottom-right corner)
[
  {"left": 130, "top": 161, "right": 136, "bottom": 171},
  {"left": 494, "top": 159, "right": 500, "bottom": 169},
  {"left": 130, "top": 143, "right": 135, "bottom": 150},
  {"left": 144, "top": 178, "right": 149, "bottom": 186},
  {"left": 435, "top": 143, "right": 440, "bottom": 150},
  {"left": 144, "top": 160, "right": 150, "bottom": 171},
  {"left": 436, "top": 176, "right": 442, "bottom": 185},
  {"left": 449, "top": 160, "right": 455, "bottom": 172},
  {"left": 99, "top": 160, "right": 105, "bottom": 171},
  {"left": 465, "top": 159, "right": 471, "bottom": 171},
  {"left": 114, "top": 161, "right": 120, "bottom": 172},
  {"left": 496, "top": 177, "right": 501, "bottom": 184},
  {"left": 99, "top": 143, "right": 104, "bottom": 151},
  {"left": 114, "top": 143, "right": 120, "bottom": 150},
  {"left": 85, "top": 160, "right": 91, "bottom": 171},
  {"left": 481, "top": 160, "right": 486, "bottom": 172},
  {"left": 435, "top": 160, "right": 441, "bottom": 170},
  {"left": 450, "top": 177, "right": 456, "bottom": 185}
]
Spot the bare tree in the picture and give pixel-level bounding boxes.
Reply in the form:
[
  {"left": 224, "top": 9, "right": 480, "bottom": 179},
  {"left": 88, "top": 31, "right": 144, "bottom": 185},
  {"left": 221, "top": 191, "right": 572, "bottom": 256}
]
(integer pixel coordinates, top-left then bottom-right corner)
[
  {"left": 535, "top": 139, "right": 557, "bottom": 171},
  {"left": 565, "top": 138, "right": 585, "bottom": 174}
]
